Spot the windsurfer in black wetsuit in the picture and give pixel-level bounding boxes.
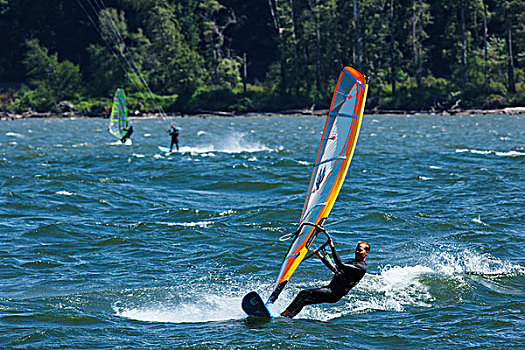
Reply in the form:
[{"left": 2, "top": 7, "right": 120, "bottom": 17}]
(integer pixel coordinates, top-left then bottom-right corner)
[
  {"left": 169, "top": 126, "right": 179, "bottom": 151},
  {"left": 280, "top": 239, "right": 370, "bottom": 318},
  {"left": 120, "top": 125, "right": 133, "bottom": 143}
]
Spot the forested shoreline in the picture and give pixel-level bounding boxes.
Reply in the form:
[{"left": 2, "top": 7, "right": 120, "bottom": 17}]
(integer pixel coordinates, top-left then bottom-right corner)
[{"left": 0, "top": 0, "right": 523, "bottom": 115}]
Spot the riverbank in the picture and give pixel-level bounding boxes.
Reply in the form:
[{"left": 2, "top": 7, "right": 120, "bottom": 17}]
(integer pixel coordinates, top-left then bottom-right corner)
[{"left": 1, "top": 106, "right": 524, "bottom": 120}]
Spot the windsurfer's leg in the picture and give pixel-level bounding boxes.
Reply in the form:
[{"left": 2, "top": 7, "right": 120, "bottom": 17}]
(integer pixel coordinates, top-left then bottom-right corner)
[{"left": 282, "top": 287, "right": 332, "bottom": 318}]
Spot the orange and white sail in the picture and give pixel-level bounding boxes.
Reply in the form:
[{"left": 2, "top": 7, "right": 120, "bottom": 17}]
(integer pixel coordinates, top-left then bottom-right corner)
[{"left": 268, "top": 66, "right": 369, "bottom": 304}]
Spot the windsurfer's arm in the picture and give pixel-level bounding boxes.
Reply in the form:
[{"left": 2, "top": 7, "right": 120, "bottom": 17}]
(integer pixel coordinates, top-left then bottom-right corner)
[
  {"left": 315, "top": 251, "right": 337, "bottom": 273},
  {"left": 329, "top": 240, "right": 361, "bottom": 272},
  {"left": 329, "top": 239, "right": 344, "bottom": 269}
]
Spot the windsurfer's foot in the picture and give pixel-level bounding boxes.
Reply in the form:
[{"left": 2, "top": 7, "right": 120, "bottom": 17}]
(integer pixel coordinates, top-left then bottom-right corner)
[{"left": 281, "top": 310, "right": 291, "bottom": 317}]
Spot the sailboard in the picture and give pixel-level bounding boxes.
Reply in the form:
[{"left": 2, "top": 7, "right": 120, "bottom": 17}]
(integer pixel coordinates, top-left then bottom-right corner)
[
  {"left": 242, "top": 66, "right": 369, "bottom": 317},
  {"left": 158, "top": 145, "right": 174, "bottom": 154},
  {"left": 108, "top": 88, "right": 128, "bottom": 140},
  {"left": 241, "top": 291, "right": 272, "bottom": 318}
]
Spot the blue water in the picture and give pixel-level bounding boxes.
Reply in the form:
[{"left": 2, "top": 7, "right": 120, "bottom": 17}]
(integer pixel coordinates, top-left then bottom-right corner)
[{"left": 1, "top": 114, "right": 524, "bottom": 349}]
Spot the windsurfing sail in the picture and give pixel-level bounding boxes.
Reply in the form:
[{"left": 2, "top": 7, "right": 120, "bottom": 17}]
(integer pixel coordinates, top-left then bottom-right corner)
[
  {"left": 267, "top": 66, "right": 369, "bottom": 304},
  {"left": 108, "top": 88, "right": 128, "bottom": 139}
]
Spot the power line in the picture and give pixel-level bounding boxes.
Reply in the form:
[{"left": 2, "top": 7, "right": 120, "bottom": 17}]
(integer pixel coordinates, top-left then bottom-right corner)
[{"left": 76, "top": 0, "right": 173, "bottom": 128}]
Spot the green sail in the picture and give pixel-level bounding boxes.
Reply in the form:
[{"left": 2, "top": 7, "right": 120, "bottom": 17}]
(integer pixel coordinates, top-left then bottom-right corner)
[{"left": 108, "top": 88, "right": 128, "bottom": 139}]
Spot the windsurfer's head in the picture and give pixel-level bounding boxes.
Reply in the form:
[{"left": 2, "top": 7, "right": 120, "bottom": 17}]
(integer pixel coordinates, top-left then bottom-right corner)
[{"left": 355, "top": 241, "right": 370, "bottom": 261}]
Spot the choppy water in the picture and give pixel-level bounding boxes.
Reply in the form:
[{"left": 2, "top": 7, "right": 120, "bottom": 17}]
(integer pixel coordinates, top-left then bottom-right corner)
[{"left": 1, "top": 114, "right": 524, "bottom": 349}]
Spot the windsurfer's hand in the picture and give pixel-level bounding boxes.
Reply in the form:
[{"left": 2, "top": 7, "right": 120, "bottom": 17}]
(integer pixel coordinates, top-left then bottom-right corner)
[{"left": 314, "top": 251, "right": 321, "bottom": 259}]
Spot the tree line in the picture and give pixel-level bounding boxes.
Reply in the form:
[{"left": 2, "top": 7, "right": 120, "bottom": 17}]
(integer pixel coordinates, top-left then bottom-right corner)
[{"left": 0, "top": 0, "right": 523, "bottom": 114}]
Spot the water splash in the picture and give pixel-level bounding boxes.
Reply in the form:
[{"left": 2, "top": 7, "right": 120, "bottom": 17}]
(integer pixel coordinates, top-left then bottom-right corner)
[
  {"left": 114, "top": 282, "right": 254, "bottom": 323},
  {"left": 115, "top": 293, "right": 244, "bottom": 323},
  {"left": 472, "top": 215, "right": 489, "bottom": 226},
  {"left": 179, "top": 132, "right": 272, "bottom": 154},
  {"left": 357, "top": 265, "right": 435, "bottom": 313},
  {"left": 427, "top": 249, "right": 524, "bottom": 276}
]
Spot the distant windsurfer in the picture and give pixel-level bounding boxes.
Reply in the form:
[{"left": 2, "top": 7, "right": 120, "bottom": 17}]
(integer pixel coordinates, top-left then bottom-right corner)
[
  {"left": 120, "top": 125, "right": 133, "bottom": 143},
  {"left": 280, "top": 240, "right": 370, "bottom": 318},
  {"left": 169, "top": 126, "right": 179, "bottom": 151}
]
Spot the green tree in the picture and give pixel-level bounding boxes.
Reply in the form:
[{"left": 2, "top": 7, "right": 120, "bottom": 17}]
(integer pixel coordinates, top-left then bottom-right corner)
[
  {"left": 86, "top": 7, "right": 149, "bottom": 97},
  {"left": 217, "top": 57, "right": 242, "bottom": 90},
  {"left": 21, "top": 39, "right": 82, "bottom": 111},
  {"left": 145, "top": 3, "right": 204, "bottom": 98}
]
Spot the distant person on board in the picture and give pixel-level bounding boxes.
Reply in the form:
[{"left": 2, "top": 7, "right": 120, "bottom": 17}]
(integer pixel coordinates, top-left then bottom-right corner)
[
  {"left": 280, "top": 240, "right": 369, "bottom": 318},
  {"left": 120, "top": 125, "right": 133, "bottom": 143},
  {"left": 169, "top": 126, "right": 179, "bottom": 152}
]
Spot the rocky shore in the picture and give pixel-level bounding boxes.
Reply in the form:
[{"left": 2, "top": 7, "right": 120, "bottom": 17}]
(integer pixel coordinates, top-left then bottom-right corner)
[{"left": 1, "top": 106, "right": 524, "bottom": 120}]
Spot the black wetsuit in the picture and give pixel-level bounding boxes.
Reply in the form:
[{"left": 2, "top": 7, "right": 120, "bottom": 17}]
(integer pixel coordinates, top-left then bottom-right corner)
[
  {"left": 121, "top": 126, "right": 133, "bottom": 143},
  {"left": 284, "top": 246, "right": 367, "bottom": 318},
  {"left": 169, "top": 128, "right": 179, "bottom": 151}
]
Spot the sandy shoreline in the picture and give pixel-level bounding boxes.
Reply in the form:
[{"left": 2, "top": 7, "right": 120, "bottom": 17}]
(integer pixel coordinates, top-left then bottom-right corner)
[{"left": 1, "top": 107, "right": 524, "bottom": 120}]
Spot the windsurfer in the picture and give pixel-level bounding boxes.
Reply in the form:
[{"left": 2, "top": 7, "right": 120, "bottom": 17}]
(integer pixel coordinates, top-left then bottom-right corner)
[
  {"left": 280, "top": 240, "right": 370, "bottom": 318},
  {"left": 169, "top": 126, "right": 179, "bottom": 151},
  {"left": 120, "top": 125, "right": 133, "bottom": 143}
]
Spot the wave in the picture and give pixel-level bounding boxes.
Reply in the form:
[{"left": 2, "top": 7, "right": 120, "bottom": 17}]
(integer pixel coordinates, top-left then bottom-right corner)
[
  {"left": 354, "top": 265, "right": 435, "bottom": 314},
  {"left": 165, "top": 221, "right": 214, "bottom": 228},
  {"left": 72, "top": 142, "right": 91, "bottom": 148},
  {"left": 55, "top": 190, "right": 75, "bottom": 196},
  {"left": 455, "top": 148, "right": 525, "bottom": 157},
  {"left": 426, "top": 249, "right": 523, "bottom": 276}
]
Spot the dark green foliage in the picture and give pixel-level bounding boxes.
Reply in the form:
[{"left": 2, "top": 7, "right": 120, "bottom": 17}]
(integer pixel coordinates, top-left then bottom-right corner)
[
  {"left": 143, "top": 3, "right": 204, "bottom": 98},
  {"left": 0, "top": 0, "right": 523, "bottom": 112},
  {"left": 185, "top": 88, "right": 241, "bottom": 112},
  {"left": 15, "top": 39, "right": 83, "bottom": 112}
]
